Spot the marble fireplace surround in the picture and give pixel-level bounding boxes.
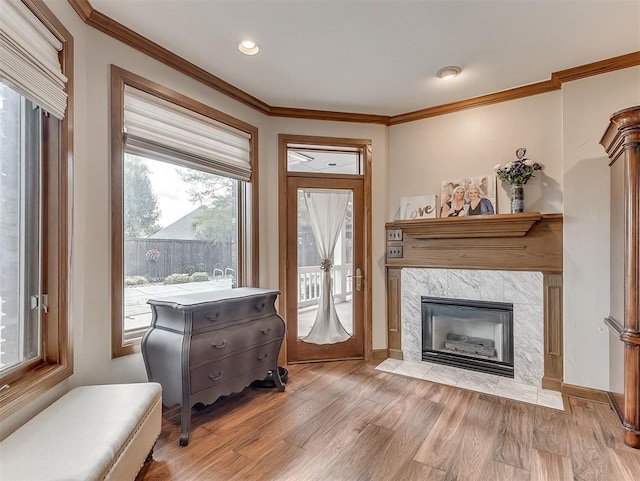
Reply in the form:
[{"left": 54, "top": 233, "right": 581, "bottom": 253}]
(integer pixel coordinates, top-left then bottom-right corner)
[
  {"left": 385, "top": 213, "right": 563, "bottom": 391},
  {"left": 402, "top": 268, "right": 542, "bottom": 387}
]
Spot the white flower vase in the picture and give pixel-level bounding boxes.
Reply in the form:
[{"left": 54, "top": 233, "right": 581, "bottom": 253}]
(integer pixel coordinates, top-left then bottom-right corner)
[{"left": 510, "top": 184, "right": 524, "bottom": 213}]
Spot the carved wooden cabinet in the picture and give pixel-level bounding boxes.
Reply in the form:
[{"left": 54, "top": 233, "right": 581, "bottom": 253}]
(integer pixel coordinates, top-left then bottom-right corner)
[
  {"left": 141, "top": 287, "right": 285, "bottom": 446},
  {"left": 601, "top": 105, "right": 640, "bottom": 448}
]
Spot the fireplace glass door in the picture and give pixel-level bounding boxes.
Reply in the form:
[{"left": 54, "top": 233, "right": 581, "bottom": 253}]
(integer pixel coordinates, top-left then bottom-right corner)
[{"left": 422, "top": 297, "right": 514, "bottom": 377}]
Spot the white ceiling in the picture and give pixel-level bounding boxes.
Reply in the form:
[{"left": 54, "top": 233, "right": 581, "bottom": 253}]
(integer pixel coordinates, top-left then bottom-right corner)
[{"left": 90, "top": 0, "right": 640, "bottom": 116}]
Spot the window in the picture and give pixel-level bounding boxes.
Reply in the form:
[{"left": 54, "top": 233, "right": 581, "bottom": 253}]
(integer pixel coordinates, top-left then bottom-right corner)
[
  {"left": 0, "top": 87, "right": 43, "bottom": 377},
  {"left": 287, "top": 144, "right": 364, "bottom": 175},
  {"left": 122, "top": 153, "right": 240, "bottom": 338},
  {"left": 0, "top": 0, "right": 72, "bottom": 420},
  {"left": 111, "top": 66, "right": 259, "bottom": 357}
]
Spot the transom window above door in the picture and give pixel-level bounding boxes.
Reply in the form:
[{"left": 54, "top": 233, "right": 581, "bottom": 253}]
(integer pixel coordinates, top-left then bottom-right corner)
[{"left": 287, "top": 144, "right": 364, "bottom": 175}]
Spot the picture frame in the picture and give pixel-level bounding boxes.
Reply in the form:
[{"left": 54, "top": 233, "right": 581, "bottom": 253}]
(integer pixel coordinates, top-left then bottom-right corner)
[
  {"left": 440, "top": 176, "right": 496, "bottom": 217},
  {"left": 400, "top": 194, "right": 438, "bottom": 220}
]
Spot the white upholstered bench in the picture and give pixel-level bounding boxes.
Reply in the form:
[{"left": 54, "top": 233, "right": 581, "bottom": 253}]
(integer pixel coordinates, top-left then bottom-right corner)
[{"left": 0, "top": 382, "right": 162, "bottom": 481}]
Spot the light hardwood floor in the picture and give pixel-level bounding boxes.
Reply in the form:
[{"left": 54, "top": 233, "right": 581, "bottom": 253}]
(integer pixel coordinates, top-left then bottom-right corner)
[{"left": 136, "top": 360, "right": 640, "bottom": 481}]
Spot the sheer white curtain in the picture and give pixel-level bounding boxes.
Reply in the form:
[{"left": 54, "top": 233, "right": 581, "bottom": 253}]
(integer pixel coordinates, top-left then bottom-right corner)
[{"left": 301, "top": 189, "right": 351, "bottom": 344}]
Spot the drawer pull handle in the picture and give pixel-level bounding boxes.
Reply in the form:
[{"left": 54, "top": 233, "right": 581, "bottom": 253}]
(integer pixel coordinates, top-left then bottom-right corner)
[
  {"left": 255, "top": 302, "right": 266, "bottom": 312},
  {"left": 257, "top": 353, "right": 268, "bottom": 361},
  {"left": 211, "top": 340, "right": 227, "bottom": 349},
  {"left": 261, "top": 328, "right": 271, "bottom": 335},
  {"left": 206, "top": 312, "right": 221, "bottom": 322},
  {"left": 209, "top": 372, "right": 223, "bottom": 381}
]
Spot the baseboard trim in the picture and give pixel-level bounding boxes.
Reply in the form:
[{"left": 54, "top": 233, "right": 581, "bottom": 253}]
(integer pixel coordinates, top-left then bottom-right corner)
[
  {"left": 607, "top": 392, "right": 625, "bottom": 423},
  {"left": 541, "top": 377, "right": 562, "bottom": 392},
  {"left": 387, "top": 349, "right": 404, "bottom": 360},
  {"left": 561, "top": 383, "right": 610, "bottom": 404},
  {"left": 372, "top": 349, "right": 388, "bottom": 360}
]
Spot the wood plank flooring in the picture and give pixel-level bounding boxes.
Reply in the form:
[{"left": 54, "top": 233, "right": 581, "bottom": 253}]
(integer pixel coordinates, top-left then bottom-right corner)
[{"left": 136, "top": 360, "right": 640, "bottom": 481}]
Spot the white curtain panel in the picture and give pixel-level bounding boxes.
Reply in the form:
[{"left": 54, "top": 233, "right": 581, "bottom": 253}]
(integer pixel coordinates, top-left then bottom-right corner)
[
  {"left": 0, "top": 0, "right": 67, "bottom": 119},
  {"left": 301, "top": 189, "right": 351, "bottom": 345}
]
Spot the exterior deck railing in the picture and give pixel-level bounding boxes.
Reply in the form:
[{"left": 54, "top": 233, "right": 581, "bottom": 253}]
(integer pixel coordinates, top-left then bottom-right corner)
[{"left": 297, "top": 264, "right": 352, "bottom": 308}]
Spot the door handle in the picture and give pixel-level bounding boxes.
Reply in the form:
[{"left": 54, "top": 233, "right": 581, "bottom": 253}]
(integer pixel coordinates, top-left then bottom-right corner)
[{"left": 350, "top": 268, "right": 363, "bottom": 292}]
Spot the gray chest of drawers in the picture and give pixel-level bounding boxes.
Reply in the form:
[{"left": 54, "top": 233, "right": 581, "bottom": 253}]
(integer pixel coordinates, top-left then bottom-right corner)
[{"left": 141, "top": 287, "right": 285, "bottom": 446}]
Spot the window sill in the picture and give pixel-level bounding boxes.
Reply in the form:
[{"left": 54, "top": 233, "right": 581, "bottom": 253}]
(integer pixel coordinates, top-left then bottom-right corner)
[
  {"left": 112, "top": 336, "right": 142, "bottom": 359},
  {"left": 0, "top": 363, "right": 73, "bottom": 421}
]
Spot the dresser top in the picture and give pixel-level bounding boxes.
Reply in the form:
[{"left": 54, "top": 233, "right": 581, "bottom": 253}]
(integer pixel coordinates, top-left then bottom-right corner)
[{"left": 147, "top": 287, "right": 280, "bottom": 310}]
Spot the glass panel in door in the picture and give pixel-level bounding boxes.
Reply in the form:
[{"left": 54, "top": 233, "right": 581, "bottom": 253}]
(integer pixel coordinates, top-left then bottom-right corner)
[
  {"left": 296, "top": 188, "right": 353, "bottom": 343},
  {"left": 285, "top": 175, "right": 364, "bottom": 363}
]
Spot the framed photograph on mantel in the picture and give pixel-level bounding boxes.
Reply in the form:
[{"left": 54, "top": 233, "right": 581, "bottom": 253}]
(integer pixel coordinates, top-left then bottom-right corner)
[
  {"left": 440, "top": 175, "right": 496, "bottom": 218},
  {"left": 400, "top": 195, "right": 438, "bottom": 220}
]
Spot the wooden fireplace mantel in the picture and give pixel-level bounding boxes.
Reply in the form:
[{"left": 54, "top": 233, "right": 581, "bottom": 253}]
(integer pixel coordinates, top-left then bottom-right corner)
[
  {"left": 385, "top": 213, "right": 562, "bottom": 272},
  {"left": 385, "top": 212, "right": 564, "bottom": 391},
  {"left": 387, "top": 212, "right": 543, "bottom": 240}
]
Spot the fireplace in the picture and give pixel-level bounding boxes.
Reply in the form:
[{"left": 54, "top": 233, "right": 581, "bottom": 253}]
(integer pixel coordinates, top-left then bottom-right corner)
[
  {"left": 422, "top": 296, "right": 514, "bottom": 378},
  {"left": 386, "top": 214, "right": 563, "bottom": 389}
]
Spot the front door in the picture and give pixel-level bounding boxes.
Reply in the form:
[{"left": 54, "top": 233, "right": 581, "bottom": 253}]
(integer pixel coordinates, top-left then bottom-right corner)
[{"left": 279, "top": 136, "right": 370, "bottom": 363}]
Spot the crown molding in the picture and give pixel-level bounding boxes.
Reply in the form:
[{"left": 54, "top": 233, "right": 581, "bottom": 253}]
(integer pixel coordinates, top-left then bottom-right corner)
[
  {"left": 387, "top": 79, "right": 560, "bottom": 125},
  {"left": 389, "top": 51, "right": 640, "bottom": 125},
  {"left": 67, "top": 0, "right": 91, "bottom": 21},
  {"left": 67, "top": 0, "right": 640, "bottom": 125},
  {"left": 268, "top": 106, "right": 390, "bottom": 124},
  {"left": 552, "top": 51, "right": 640, "bottom": 84}
]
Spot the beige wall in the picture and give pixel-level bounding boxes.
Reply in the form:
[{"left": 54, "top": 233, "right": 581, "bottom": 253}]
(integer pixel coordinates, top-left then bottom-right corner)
[{"left": 388, "top": 92, "right": 564, "bottom": 218}]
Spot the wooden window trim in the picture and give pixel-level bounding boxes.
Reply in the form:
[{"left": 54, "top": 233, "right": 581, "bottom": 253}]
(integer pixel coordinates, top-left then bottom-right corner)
[
  {"left": 0, "top": 0, "right": 73, "bottom": 421},
  {"left": 110, "top": 65, "right": 259, "bottom": 358}
]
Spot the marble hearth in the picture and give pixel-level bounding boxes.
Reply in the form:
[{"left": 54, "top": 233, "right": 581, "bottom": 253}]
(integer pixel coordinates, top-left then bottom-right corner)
[
  {"left": 401, "top": 268, "right": 543, "bottom": 387},
  {"left": 375, "top": 358, "right": 564, "bottom": 410}
]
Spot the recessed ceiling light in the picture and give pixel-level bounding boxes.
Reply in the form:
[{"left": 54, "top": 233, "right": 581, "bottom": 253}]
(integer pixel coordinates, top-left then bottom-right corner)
[
  {"left": 436, "top": 66, "right": 462, "bottom": 80},
  {"left": 238, "top": 39, "right": 260, "bottom": 56}
]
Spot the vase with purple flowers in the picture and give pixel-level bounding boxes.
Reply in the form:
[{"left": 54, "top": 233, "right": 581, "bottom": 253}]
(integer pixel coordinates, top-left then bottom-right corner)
[{"left": 494, "top": 148, "right": 543, "bottom": 213}]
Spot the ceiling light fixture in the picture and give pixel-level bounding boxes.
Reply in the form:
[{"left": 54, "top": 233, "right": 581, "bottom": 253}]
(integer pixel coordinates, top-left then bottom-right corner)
[
  {"left": 237, "top": 39, "right": 260, "bottom": 56},
  {"left": 436, "top": 66, "right": 462, "bottom": 80}
]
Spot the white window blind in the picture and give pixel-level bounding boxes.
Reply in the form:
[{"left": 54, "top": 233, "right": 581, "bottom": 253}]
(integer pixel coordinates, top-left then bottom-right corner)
[
  {"left": 124, "top": 86, "right": 252, "bottom": 182},
  {"left": 0, "top": 0, "right": 67, "bottom": 119}
]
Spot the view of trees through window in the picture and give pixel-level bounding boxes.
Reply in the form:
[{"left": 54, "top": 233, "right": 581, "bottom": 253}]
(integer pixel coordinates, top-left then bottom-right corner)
[
  {"left": 124, "top": 157, "right": 161, "bottom": 238},
  {"left": 123, "top": 153, "right": 239, "bottom": 334}
]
